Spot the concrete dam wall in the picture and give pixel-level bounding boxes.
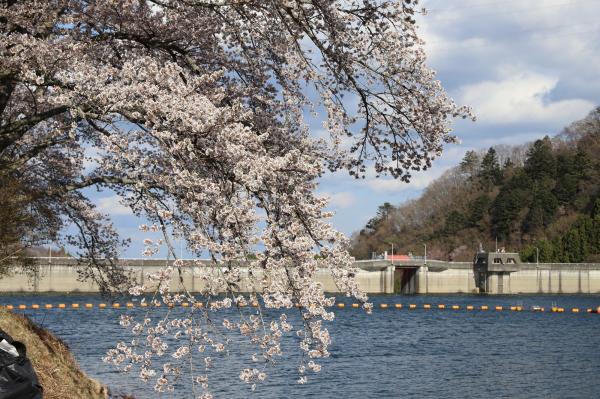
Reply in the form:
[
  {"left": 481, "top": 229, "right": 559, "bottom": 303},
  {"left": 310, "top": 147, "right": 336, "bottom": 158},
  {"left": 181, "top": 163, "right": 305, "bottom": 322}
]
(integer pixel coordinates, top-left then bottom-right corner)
[
  {"left": 418, "top": 262, "right": 600, "bottom": 294},
  {"left": 1, "top": 258, "right": 600, "bottom": 295},
  {"left": 0, "top": 258, "right": 396, "bottom": 294}
]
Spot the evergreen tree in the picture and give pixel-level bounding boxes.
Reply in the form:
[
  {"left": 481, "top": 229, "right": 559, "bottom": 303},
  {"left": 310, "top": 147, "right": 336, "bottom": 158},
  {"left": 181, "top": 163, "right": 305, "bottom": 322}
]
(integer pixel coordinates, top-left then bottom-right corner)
[
  {"left": 538, "top": 240, "right": 557, "bottom": 262},
  {"left": 523, "top": 186, "right": 558, "bottom": 234},
  {"left": 478, "top": 147, "right": 502, "bottom": 190},
  {"left": 590, "top": 198, "right": 600, "bottom": 255},
  {"left": 459, "top": 150, "right": 480, "bottom": 178},
  {"left": 365, "top": 202, "right": 396, "bottom": 231},
  {"left": 561, "top": 228, "right": 583, "bottom": 262},
  {"left": 491, "top": 171, "right": 532, "bottom": 240},
  {"left": 491, "top": 190, "right": 521, "bottom": 240},
  {"left": 553, "top": 153, "right": 585, "bottom": 206},
  {"left": 443, "top": 210, "right": 466, "bottom": 235},
  {"left": 522, "top": 240, "right": 558, "bottom": 263},
  {"left": 524, "top": 136, "right": 556, "bottom": 181},
  {"left": 468, "top": 195, "right": 490, "bottom": 229}
]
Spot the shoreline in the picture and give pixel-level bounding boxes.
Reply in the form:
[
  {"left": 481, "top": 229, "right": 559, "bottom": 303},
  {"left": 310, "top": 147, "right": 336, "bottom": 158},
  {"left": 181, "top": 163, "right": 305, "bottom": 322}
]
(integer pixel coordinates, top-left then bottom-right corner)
[{"left": 0, "top": 310, "right": 109, "bottom": 399}]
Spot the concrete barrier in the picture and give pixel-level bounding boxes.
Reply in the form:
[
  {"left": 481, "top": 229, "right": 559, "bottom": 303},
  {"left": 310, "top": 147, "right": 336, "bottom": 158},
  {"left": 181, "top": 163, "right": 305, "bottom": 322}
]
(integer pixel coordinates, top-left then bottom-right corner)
[{"left": 1, "top": 258, "right": 600, "bottom": 294}]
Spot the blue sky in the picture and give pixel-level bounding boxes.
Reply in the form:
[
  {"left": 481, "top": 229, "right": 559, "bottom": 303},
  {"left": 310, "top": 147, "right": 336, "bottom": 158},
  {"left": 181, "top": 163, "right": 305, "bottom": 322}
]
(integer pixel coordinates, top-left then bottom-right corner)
[{"left": 86, "top": 0, "right": 600, "bottom": 258}]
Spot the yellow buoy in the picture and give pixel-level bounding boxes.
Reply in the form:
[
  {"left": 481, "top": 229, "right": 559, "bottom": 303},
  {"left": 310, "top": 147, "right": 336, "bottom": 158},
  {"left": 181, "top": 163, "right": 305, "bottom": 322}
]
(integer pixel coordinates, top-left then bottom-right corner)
[
  {"left": 181, "top": 302, "right": 190, "bottom": 307},
  {"left": 140, "top": 302, "right": 148, "bottom": 307},
  {"left": 495, "top": 306, "right": 503, "bottom": 311},
  {"left": 85, "top": 303, "right": 93, "bottom": 308},
  {"left": 409, "top": 304, "right": 416, "bottom": 309},
  {"left": 572, "top": 308, "right": 580, "bottom": 313},
  {"left": 337, "top": 303, "right": 345, "bottom": 308},
  {"left": 126, "top": 303, "right": 134, "bottom": 308},
  {"left": 72, "top": 303, "right": 79, "bottom": 308},
  {"left": 352, "top": 303, "right": 360, "bottom": 308},
  {"left": 480, "top": 305, "right": 489, "bottom": 310},
  {"left": 58, "top": 304, "right": 66, "bottom": 309},
  {"left": 6, "top": 305, "right": 14, "bottom": 310},
  {"left": 112, "top": 303, "right": 121, "bottom": 309},
  {"left": 32, "top": 304, "right": 40, "bottom": 309},
  {"left": 193, "top": 302, "right": 203, "bottom": 308},
  {"left": 45, "top": 304, "right": 53, "bottom": 309},
  {"left": 451, "top": 305, "right": 460, "bottom": 310},
  {"left": 380, "top": 303, "right": 389, "bottom": 309},
  {"left": 466, "top": 305, "right": 474, "bottom": 310},
  {"left": 423, "top": 304, "right": 431, "bottom": 309},
  {"left": 18, "top": 305, "right": 26, "bottom": 310},
  {"left": 438, "top": 304, "right": 446, "bottom": 309},
  {"left": 99, "top": 303, "right": 107, "bottom": 309}
]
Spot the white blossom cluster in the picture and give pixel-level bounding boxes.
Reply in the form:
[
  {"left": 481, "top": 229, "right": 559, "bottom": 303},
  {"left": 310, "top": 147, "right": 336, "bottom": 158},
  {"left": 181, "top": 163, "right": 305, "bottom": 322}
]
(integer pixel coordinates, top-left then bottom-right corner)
[{"left": 2, "top": 0, "right": 470, "bottom": 396}]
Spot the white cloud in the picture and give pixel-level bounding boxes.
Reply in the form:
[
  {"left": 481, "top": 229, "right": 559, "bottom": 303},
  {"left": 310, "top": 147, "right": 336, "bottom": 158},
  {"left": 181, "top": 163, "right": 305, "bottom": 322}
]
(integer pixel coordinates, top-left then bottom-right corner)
[
  {"left": 96, "top": 195, "right": 132, "bottom": 216},
  {"left": 459, "top": 72, "right": 594, "bottom": 125},
  {"left": 366, "top": 167, "right": 447, "bottom": 193},
  {"left": 321, "top": 191, "right": 356, "bottom": 209}
]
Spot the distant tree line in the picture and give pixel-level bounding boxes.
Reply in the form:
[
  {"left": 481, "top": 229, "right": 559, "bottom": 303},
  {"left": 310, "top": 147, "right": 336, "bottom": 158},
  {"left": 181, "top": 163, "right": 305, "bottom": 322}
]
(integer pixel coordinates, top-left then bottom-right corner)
[{"left": 351, "top": 107, "right": 600, "bottom": 262}]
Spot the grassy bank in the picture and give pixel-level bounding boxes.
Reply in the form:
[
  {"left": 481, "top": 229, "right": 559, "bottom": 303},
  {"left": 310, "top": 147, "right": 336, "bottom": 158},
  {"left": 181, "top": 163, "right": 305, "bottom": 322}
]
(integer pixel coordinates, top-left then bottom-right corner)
[{"left": 0, "top": 309, "right": 108, "bottom": 399}]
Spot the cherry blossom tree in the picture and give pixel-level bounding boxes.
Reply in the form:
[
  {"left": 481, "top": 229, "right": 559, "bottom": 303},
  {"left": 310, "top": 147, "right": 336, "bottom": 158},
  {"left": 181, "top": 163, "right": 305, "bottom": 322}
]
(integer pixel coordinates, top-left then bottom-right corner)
[{"left": 1, "top": 0, "right": 471, "bottom": 396}]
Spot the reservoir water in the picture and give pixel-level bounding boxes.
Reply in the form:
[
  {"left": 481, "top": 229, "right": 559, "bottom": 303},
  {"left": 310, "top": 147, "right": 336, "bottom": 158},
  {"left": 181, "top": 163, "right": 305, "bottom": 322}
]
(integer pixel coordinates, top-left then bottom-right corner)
[{"left": 2, "top": 294, "right": 600, "bottom": 398}]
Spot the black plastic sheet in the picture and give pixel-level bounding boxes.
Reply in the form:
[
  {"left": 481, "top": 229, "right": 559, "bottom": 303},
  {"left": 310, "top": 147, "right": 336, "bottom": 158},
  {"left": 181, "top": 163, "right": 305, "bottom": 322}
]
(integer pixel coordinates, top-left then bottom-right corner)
[{"left": 0, "top": 330, "right": 42, "bottom": 399}]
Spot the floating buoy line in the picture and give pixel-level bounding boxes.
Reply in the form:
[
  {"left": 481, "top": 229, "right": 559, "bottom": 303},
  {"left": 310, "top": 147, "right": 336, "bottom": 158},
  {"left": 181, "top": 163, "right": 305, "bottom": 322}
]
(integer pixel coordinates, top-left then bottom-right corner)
[{"left": 1, "top": 302, "right": 599, "bottom": 314}]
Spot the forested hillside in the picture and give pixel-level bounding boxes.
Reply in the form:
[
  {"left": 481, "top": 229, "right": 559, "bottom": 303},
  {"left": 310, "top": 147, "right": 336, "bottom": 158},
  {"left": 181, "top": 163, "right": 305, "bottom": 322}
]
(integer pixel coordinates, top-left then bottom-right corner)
[{"left": 350, "top": 108, "right": 600, "bottom": 262}]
